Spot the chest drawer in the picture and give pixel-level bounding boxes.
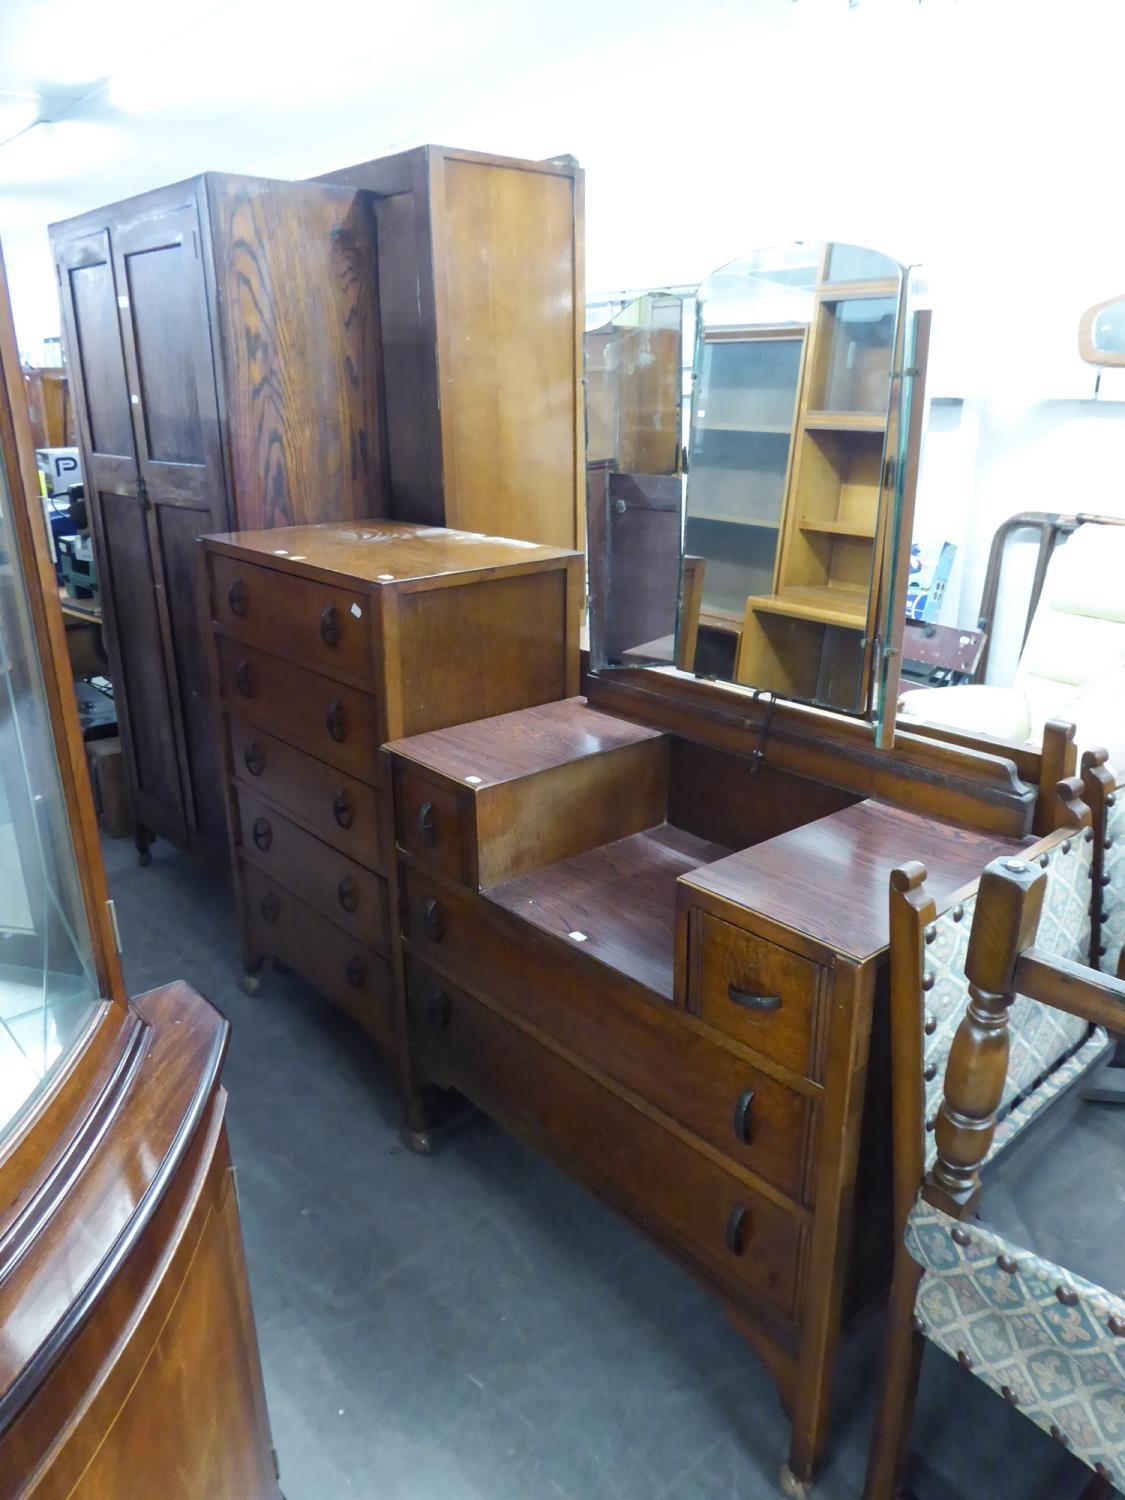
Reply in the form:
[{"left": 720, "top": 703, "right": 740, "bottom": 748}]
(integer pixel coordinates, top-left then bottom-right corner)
[
  {"left": 239, "top": 860, "right": 393, "bottom": 1048},
  {"left": 691, "top": 913, "right": 829, "bottom": 1082},
  {"left": 229, "top": 718, "right": 385, "bottom": 873},
  {"left": 210, "top": 553, "right": 372, "bottom": 682},
  {"left": 405, "top": 957, "right": 804, "bottom": 1321},
  {"left": 235, "top": 785, "right": 388, "bottom": 952},
  {"left": 394, "top": 768, "right": 470, "bottom": 884},
  {"left": 217, "top": 637, "right": 379, "bottom": 784},
  {"left": 401, "top": 871, "right": 817, "bottom": 1204}
]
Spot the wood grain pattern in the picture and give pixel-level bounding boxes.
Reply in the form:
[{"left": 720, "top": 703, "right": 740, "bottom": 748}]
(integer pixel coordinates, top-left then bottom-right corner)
[
  {"left": 489, "top": 826, "right": 727, "bottom": 1001},
  {"left": 206, "top": 175, "right": 385, "bottom": 529},
  {"left": 408, "top": 966, "right": 805, "bottom": 1320},
  {"left": 234, "top": 784, "right": 389, "bottom": 951},
  {"left": 228, "top": 717, "right": 386, "bottom": 872},
  {"left": 204, "top": 518, "right": 577, "bottom": 588},
  {"left": 386, "top": 695, "right": 663, "bottom": 790},
  {"left": 682, "top": 799, "right": 1023, "bottom": 961}
]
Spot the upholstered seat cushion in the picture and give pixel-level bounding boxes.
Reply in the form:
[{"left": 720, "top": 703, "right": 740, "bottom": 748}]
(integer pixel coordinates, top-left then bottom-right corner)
[
  {"left": 906, "top": 1195, "right": 1125, "bottom": 1485},
  {"left": 898, "top": 683, "right": 1032, "bottom": 741}
]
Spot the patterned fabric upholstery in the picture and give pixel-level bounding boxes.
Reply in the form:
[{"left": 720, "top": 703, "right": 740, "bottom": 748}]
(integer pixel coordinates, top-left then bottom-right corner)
[
  {"left": 922, "top": 830, "right": 1099, "bottom": 1171},
  {"left": 1103, "top": 792, "right": 1125, "bottom": 974},
  {"left": 906, "top": 1200, "right": 1125, "bottom": 1485}
]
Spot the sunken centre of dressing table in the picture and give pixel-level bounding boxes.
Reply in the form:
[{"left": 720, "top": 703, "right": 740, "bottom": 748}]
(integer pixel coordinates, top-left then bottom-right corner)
[
  {"left": 199, "top": 520, "right": 582, "bottom": 1056},
  {"left": 379, "top": 241, "right": 1084, "bottom": 1490}
]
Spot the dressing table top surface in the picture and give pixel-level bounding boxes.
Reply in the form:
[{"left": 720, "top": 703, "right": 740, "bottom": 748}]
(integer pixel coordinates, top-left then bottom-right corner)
[
  {"left": 386, "top": 697, "right": 661, "bottom": 789},
  {"left": 682, "top": 799, "right": 1024, "bottom": 963}
]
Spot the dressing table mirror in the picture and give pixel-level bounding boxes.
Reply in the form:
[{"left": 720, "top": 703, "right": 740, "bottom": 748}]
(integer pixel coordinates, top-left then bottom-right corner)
[{"left": 896, "top": 293, "right": 1125, "bottom": 771}]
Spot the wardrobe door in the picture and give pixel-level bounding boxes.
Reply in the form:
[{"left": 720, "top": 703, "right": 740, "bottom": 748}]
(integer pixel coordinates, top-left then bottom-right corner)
[
  {"left": 55, "top": 229, "right": 188, "bottom": 848},
  {"left": 113, "top": 194, "right": 230, "bottom": 849}
]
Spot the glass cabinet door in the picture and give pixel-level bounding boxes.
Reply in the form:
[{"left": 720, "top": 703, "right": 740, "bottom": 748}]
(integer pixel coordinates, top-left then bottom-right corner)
[{"left": 1, "top": 432, "right": 100, "bottom": 1139}]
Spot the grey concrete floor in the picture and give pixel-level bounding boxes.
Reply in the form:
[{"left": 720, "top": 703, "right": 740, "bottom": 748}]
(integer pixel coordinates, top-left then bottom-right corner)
[{"left": 101, "top": 833, "right": 1119, "bottom": 1500}]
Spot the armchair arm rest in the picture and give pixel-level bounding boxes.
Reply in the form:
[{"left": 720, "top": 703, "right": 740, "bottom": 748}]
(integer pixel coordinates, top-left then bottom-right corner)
[{"left": 1015, "top": 947, "right": 1125, "bottom": 1036}]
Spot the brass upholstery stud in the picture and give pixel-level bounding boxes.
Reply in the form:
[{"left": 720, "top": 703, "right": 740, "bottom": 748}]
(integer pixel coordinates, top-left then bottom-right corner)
[
  {"left": 924, "top": 1063, "right": 937, "bottom": 1082},
  {"left": 1001, "top": 1385, "right": 1019, "bottom": 1405},
  {"left": 1108, "top": 1315, "right": 1125, "bottom": 1336},
  {"left": 952, "top": 903, "right": 965, "bottom": 922},
  {"left": 956, "top": 1350, "right": 973, "bottom": 1369},
  {"left": 924, "top": 1015, "right": 937, "bottom": 1036},
  {"left": 1050, "top": 1425, "right": 1069, "bottom": 1446},
  {"left": 996, "top": 1254, "right": 1018, "bottom": 1274},
  {"left": 922, "top": 971, "right": 935, "bottom": 991},
  {"left": 1039, "top": 852, "right": 1050, "bottom": 867},
  {"left": 951, "top": 1226, "right": 972, "bottom": 1247},
  {"left": 1055, "top": 1285, "right": 1079, "bottom": 1307},
  {"left": 924, "top": 924, "right": 937, "bottom": 944}
]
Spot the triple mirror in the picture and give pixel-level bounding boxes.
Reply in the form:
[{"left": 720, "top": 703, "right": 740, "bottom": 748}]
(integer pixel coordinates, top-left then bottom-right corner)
[{"left": 588, "top": 241, "right": 928, "bottom": 732}]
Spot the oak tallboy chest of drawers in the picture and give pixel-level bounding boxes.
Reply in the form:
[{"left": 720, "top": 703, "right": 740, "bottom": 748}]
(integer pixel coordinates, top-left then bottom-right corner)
[{"left": 200, "top": 521, "right": 581, "bottom": 1047}]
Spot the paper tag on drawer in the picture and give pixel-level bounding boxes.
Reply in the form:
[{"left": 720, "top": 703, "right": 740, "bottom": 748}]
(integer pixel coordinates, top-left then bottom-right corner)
[{"left": 350, "top": 603, "right": 362, "bottom": 619}]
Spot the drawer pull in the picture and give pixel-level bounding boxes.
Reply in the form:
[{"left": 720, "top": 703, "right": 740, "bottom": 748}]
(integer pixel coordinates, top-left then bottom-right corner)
[
  {"left": 235, "top": 659, "right": 255, "bottom": 698},
  {"left": 733, "top": 1088, "right": 755, "bottom": 1144},
  {"left": 345, "top": 956, "right": 366, "bottom": 989},
  {"left": 728, "top": 985, "right": 781, "bottom": 1013},
  {"left": 422, "top": 898, "right": 447, "bottom": 942},
  {"left": 227, "top": 578, "right": 248, "bottom": 616},
  {"left": 416, "top": 801, "right": 437, "bottom": 847},
  {"left": 320, "top": 603, "right": 340, "bottom": 647},
  {"left": 332, "top": 788, "right": 355, "bottom": 829},
  {"left": 260, "top": 890, "right": 280, "bottom": 924},
  {"left": 243, "top": 740, "right": 265, "bottom": 776},
  {"left": 725, "top": 1203, "right": 750, "bottom": 1257},
  {"left": 428, "top": 990, "right": 452, "bottom": 1030},
  {"left": 251, "top": 816, "right": 273, "bottom": 852},
  {"left": 337, "top": 874, "right": 359, "bottom": 913},
  {"left": 326, "top": 699, "right": 348, "bottom": 742}
]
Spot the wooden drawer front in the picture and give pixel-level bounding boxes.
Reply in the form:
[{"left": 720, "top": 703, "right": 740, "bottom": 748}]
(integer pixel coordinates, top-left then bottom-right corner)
[
  {"left": 217, "top": 637, "right": 378, "bottom": 783},
  {"left": 210, "top": 553, "right": 371, "bottom": 681},
  {"left": 406, "top": 958, "right": 803, "bottom": 1320},
  {"left": 240, "top": 861, "right": 393, "bottom": 1048},
  {"left": 694, "top": 914, "right": 828, "bottom": 1082},
  {"left": 394, "top": 768, "right": 469, "bottom": 884},
  {"left": 235, "top": 786, "right": 388, "bottom": 951},
  {"left": 229, "top": 718, "right": 385, "bottom": 872},
  {"left": 401, "top": 871, "right": 814, "bottom": 1203}
]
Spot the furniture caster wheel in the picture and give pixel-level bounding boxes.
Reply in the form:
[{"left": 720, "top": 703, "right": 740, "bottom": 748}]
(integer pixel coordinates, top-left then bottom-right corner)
[
  {"left": 404, "top": 1129, "right": 433, "bottom": 1156},
  {"left": 780, "top": 1464, "right": 809, "bottom": 1499},
  {"left": 241, "top": 972, "right": 262, "bottom": 996}
]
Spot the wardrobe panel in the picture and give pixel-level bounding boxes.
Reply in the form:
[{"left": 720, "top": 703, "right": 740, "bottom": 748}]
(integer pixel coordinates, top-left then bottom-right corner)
[
  {"left": 125, "top": 241, "right": 205, "bottom": 465},
  {"left": 66, "top": 257, "right": 133, "bottom": 460}
]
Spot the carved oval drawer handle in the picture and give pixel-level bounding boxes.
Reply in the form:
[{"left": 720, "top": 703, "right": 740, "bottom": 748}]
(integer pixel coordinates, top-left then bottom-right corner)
[
  {"left": 416, "top": 801, "right": 437, "bottom": 847},
  {"left": 338, "top": 874, "right": 359, "bottom": 913},
  {"left": 320, "top": 603, "right": 340, "bottom": 648},
  {"left": 251, "top": 816, "right": 273, "bottom": 852},
  {"left": 422, "top": 898, "right": 447, "bottom": 943},
  {"left": 725, "top": 1203, "right": 750, "bottom": 1257},
  {"left": 728, "top": 985, "right": 781, "bottom": 1013},
  {"left": 235, "top": 660, "right": 255, "bottom": 698},
  {"left": 244, "top": 741, "right": 265, "bottom": 776},
  {"left": 260, "top": 890, "right": 280, "bottom": 924},
  {"left": 428, "top": 990, "right": 452, "bottom": 1030},
  {"left": 326, "top": 699, "right": 348, "bottom": 743},
  {"left": 345, "top": 956, "right": 366, "bottom": 989},
  {"left": 227, "top": 578, "right": 248, "bottom": 616},
  {"left": 732, "top": 1088, "right": 755, "bottom": 1144},
  {"left": 332, "top": 789, "right": 355, "bottom": 829}
]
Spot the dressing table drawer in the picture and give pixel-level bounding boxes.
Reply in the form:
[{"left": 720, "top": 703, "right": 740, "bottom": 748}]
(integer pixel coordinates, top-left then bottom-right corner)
[
  {"left": 217, "top": 637, "right": 379, "bottom": 783},
  {"left": 229, "top": 719, "right": 386, "bottom": 872},
  {"left": 239, "top": 861, "right": 393, "bottom": 1046},
  {"left": 394, "top": 769, "right": 470, "bottom": 883},
  {"left": 235, "top": 785, "right": 389, "bottom": 951},
  {"left": 692, "top": 914, "right": 828, "bottom": 1081},
  {"left": 405, "top": 958, "right": 804, "bottom": 1321},
  {"left": 210, "top": 553, "right": 372, "bottom": 681}
]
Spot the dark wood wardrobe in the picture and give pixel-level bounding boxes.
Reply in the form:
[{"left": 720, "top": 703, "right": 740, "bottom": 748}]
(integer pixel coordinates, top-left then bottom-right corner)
[{"left": 50, "top": 174, "right": 385, "bottom": 861}]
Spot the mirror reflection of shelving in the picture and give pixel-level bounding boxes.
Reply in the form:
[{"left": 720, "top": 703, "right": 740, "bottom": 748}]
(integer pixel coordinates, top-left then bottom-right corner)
[
  {"left": 678, "top": 241, "right": 919, "bottom": 716},
  {"left": 685, "top": 333, "right": 803, "bottom": 617}
]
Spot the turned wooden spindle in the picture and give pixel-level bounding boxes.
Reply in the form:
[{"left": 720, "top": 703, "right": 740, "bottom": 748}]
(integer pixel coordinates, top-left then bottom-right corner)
[{"left": 929, "top": 856, "right": 1047, "bottom": 1213}]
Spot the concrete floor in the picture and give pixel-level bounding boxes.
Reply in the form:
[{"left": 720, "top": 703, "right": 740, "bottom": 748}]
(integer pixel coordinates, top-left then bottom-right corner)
[{"left": 102, "top": 833, "right": 1120, "bottom": 1500}]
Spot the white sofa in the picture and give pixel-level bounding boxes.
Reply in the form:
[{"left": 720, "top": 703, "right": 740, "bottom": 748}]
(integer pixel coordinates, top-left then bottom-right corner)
[{"left": 898, "top": 522, "right": 1125, "bottom": 759}]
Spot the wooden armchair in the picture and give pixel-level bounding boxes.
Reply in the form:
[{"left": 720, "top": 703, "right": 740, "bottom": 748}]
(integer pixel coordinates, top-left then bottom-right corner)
[{"left": 865, "top": 774, "right": 1123, "bottom": 1499}]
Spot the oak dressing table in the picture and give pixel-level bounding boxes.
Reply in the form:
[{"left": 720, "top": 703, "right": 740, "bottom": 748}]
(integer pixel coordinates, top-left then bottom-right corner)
[{"left": 380, "top": 241, "right": 1076, "bottom": 1489}]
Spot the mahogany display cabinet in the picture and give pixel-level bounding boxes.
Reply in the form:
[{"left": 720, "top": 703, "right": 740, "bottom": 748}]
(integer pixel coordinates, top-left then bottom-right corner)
[{"left": 0, "top": 247, "right": 278, "bottom": 1499}]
